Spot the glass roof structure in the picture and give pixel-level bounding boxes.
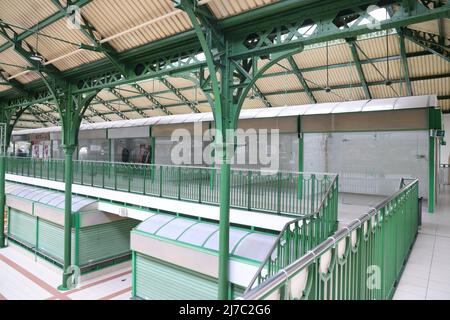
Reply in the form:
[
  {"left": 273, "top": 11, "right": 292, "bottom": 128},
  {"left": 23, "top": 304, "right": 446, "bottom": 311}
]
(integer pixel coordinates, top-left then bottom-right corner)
[
  {"left": 5, "top": 182, "right": 97, "bottom": 212},
  {"left": 136, "top": 214, "right": 277, "bottom": 263}
]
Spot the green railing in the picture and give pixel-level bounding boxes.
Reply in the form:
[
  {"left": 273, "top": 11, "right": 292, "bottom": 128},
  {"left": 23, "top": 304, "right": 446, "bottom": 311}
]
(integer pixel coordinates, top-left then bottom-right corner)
[
  {"left": 245, "top": 175, "right": 339, "bottom": 292},
  {"left": 241, "top": 179, "right": 419, "bottom": 300},
  {"left": 4, "top": 157, "right": 336, "bottom": 216}
]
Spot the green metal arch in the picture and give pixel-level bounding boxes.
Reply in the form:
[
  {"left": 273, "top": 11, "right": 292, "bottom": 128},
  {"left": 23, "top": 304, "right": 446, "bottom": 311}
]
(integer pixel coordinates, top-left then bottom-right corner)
[{"left": 233, "top": 48, "right": 303, "bottom": 126}]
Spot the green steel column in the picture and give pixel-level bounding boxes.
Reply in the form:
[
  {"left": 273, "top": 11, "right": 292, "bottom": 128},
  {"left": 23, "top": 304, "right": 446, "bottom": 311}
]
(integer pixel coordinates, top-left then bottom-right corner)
[
  {"left": 297, "top": 116, "right": 303, "bottom": 199},
  {"left": 218, "top": 143, "right": 231, "bottom": 300},
  {"left": 217, "top": 48, "right": 234, "bottom": 300},
  {"left": 429, "top": 135, "right": 435, "bottom": 213},
  {"left": 0, "top": 155, "right": 5, "bottom": 248},
  {"left": 59, "top": 145, "right": 75, "bottom": 290}
]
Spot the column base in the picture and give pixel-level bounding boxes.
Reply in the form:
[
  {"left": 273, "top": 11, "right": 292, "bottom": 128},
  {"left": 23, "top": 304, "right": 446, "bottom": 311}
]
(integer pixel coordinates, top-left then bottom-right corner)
[{"left": 57, "top": 284, "right": 70, "bottom": 292}]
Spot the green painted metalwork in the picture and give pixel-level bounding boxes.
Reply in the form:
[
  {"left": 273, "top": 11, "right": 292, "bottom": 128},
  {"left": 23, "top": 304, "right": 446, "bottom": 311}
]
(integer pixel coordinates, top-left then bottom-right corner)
[
  {"left": 245, "top": 175, "right": 339, "bottom": 293},
  {"left": 346, "top": 38, "right": 371, "bottom": 99},
  {"left": 3, "top": 156, "right": 337, "bottom": 217},
  {"left": 398, "top": 31, "right": 413, "bottom": 96},
  {"left": 242, "top": 179, "right": 419, "bottom": 300},
  {"left": 287, "top": 57, "right": 316, "bottom": 104},
  {"left": 401, "top": 27, "right": 450, "bottom": 62},
  {"left": 0, "top": 1, "right": 446, "bottom": 107}
]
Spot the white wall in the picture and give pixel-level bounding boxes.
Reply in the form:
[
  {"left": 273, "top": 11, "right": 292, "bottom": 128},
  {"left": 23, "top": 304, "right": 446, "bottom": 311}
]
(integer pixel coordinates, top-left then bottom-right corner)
[{"left": 441, "top": 114, "right": 450, "bottom": 165}]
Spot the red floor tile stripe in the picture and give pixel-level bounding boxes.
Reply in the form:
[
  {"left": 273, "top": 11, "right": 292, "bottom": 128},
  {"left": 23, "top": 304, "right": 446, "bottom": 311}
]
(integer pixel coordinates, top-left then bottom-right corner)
[
  {"left": 63, "top": 270, "right": 131, "bottom": 298},
  {"left": 0, "top": 254, "right": 70, "bottom": 300},
  {"left": 99, "top": 287, "right": 132, "bottom": 300}
]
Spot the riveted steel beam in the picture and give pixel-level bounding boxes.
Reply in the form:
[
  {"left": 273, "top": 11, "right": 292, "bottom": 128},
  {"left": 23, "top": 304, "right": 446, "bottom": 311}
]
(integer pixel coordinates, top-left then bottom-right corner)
[
  {"left": 109, "top": 88, "right": 147, "bottom": 118},
  {"left": 346, "top": 38, "right": 371, "bottom": 99},
  {"left": 287, "top": 56, "right": 316, "bottom": 103}
]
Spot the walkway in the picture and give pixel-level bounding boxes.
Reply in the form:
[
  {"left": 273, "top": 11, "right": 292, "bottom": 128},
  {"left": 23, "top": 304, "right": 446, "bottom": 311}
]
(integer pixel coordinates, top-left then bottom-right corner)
[{"left": 393, "top": 185, "right": 450, "bottom": 300}]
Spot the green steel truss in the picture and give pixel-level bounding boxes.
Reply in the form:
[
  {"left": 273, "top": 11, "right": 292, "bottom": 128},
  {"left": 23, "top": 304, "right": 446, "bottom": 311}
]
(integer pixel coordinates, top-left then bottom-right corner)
[
  {"left": 401, "top": 26, "right": 450, "bottom": 62},
  {"left": 0, "top": 0, "right": 447, "bottom": 109}
]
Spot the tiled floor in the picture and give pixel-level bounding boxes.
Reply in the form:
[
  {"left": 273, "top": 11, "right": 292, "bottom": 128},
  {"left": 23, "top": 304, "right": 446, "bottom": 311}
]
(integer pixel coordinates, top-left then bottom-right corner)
[
  {"left": 0, "top": 244, "right": 132, "bottom": 300},
  {"left": 393, "top": 185, "right": 450, "bottom": 300}
]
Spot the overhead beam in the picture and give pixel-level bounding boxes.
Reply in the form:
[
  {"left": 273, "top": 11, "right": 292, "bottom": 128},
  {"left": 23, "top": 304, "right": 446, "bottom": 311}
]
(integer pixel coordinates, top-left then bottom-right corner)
[
  {"left": 398, "top": 31, "right": 413, "bottom": 96},
  {"left": 346, "top": 38, "right": 371, "bottom": 99},
  {"left": 93, "top": 97, "right": 128, "bottom": 120},
  {"left": 401, "top": 27, "right": 449, "bottom": 62},
  {"left": 286, "top": 56, "right": 316, "bottom": 103},
  {"left": 0, "top": 0, "right": 92, "bottom": 55},
  {"left": 30, "top": 104, "right": 59, "bottom": 125},
  {"left": 109, "top": 88, "right": 147, "bottom": 118},
  {"left": 130, "top": 84, "right": 172, "bottom": 115},
  {"left": 52, "top": 2, "right": 172, "bottom": 117},
  {"left": 159, "top": 77, "right": 200, "bottom": 113}
]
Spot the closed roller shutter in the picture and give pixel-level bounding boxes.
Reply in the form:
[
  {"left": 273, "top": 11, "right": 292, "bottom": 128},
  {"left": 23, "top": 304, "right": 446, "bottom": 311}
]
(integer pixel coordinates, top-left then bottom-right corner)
[
  {"left": 37, "top": 220, "right": 74, "bottom": 263},
  {"left": 135, "top": 253, "right": 218, "bottom": 300},
  {"left": 78, "top": 219, "right": 138, "bottom": 266},
  {"left": 9, "top": 209, "right": 36, "bottom": 247}
]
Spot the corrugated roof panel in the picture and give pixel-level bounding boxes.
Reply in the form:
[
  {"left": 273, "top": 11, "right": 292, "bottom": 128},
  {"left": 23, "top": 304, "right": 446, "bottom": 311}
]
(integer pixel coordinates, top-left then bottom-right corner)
[
  {"left": 0, "top": 47, "right": 31, "bottom": 78},
  {"left": 115, "top": 85, "right": 141, "bottom": 98},
  {"left": 314, "top": 87, "right": 366, "bottom": 103},
  {"left": 267, "top": 92, "right": 314, "bottom": 107},
  {"left": 409, "top": 21, "right": 439, "bottom": 35},
  {"left": 207, "top": 0, "right": 279, "bottom": 19},
  {"left": 52, "top": 50, "right": 105, "bottom": 71},
  {"left": 166, "top": 105, "right": 193, "bottom": 115},
  {"left": 368, "top": 83, "right": 403, "bottom": 99},
  {"left": 136, "top": 79, "right": 169, "bottom": 93},
  {"left": 408, "top": 54, "right": 450, "bottom": 78},
  {"left": 355, "top": 34, "right": 400, "bottom": 59},
  {"left": 302, "top": 65, "right": 360, "bottom": 89},
  {"left": 0, "top": 85, "right": 13, "bottom": 92},
  {"left": 25, "top": 18, "right": 105, "bottom": 71},
  {"left": 195, "top": 103, "right": 213, "bottom": 113},
  {"left": 361, "top": 59, "right": 402, "bottom": 83},
  {"left": 256, "top": 74, "right": 304, "bottom": 92},
  {"left": 15, "top": 71, "right": 41, "bottom": 84},
  {"left": 404, "top": 37, "right": 425, "bottom": 53},
  {"left": 412, "top": 78, "right": 450, "bottom": 97},
  {"left": 440, "top": 99, "right": 450, "bottom": 112},
  {"left": 241, "top": 98, "right": 268, "bottom": 109},
  {"left": 178, "top": 88, "right": 208, "bottom": 102},
  {"left": 97, "top": 90, "right": 118, "bottom": 101},
  {"left": 164, "top": 76, "right": 195, "bottom": 88},
  {"left": 154, "top": 92, "right": 183, "bottom": 105},
  {"left": 256, "top": 58, "right": 291, "bottom": 75},
  {"left": 0, "top": 0, "right": 58, "bottom": 32},
  {"left": 82, "top": 0, "right": 191, "bottom": 52},
  {"left": 293, "top": 43, "right": 352, "bottom": 69}
]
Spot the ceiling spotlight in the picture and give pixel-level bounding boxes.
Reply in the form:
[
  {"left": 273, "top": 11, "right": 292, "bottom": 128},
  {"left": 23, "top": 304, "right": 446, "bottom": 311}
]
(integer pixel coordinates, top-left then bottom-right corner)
[
  {"left": 325, "top": 86, "right": 332, "bottom": 93},
  {"left": 30, "top": 53, "right": 44, "bottom": 62},
  {"left": 384, "top": 80, "right": 392, "bottom": 86}
]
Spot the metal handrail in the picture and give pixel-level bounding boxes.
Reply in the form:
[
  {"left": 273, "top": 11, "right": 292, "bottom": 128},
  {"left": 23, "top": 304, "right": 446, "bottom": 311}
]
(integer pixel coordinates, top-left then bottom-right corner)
[
  {"left": 241, "top": 178, "right": 419, "bottom": 300},
  {"left": 243, "top": 174, "right": 339, "bottom": 293},
  {"left": 3, "top": 156, "right": 336, "bottom": 217}
]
